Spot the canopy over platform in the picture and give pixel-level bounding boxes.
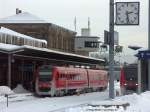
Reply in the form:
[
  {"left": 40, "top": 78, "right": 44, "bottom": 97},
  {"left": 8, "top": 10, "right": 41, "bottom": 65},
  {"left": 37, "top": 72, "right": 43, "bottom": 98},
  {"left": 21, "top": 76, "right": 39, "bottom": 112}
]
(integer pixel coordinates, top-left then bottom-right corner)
[{"left": 0, "top": 43, "right": 105, "bottom": 65}]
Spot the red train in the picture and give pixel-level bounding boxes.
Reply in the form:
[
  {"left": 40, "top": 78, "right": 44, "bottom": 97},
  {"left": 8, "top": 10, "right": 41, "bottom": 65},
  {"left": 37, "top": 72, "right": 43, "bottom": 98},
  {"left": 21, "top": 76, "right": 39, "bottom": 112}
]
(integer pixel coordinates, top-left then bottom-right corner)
[{"left": 35, "top": 65, "right": 108, "bottom": 96}]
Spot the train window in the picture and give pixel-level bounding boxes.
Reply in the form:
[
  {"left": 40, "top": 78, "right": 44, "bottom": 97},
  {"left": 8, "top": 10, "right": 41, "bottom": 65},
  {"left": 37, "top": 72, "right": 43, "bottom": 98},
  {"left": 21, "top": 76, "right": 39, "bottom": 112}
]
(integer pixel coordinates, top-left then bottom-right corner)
[
  {"left": 59, "top": 74, "right": 61, "bottom": 79},
  {"left": 74, "top": 74, "right": 80, "bottom": 80},
  {"left": 61, "top": 74, "right": 63, "bottom": 78},
  {"left": 104, "top": 75, "right": 107, "bottom": 80},
  {"left": 70, "top": 75, "right": 73, "bottom": 80},
  {"left": 92, "top": 75, "right": 95, "bottom": 80},
  {"left": 79, "top": 75, "right": 82, "bottom": 80},
  {"left": 72, "top": 74, "right": 76, "bottom": 80},
  {"left": 67, "top": 75, "right": 69, "bottom": 80},
  {"left": 74, "top": 75, "right": 78, "bottom": 80},
  {"left": 101, "top": 75, "right": 104, "bottom": 80},
  {"left": 59, "top": 74, "right": 65, "bottom": 80},
  {"left": 70, "top": 75, "right": 72, "bottom": 80},
  {"left": 78, "top": 75, "right": 81, "bottom": 80},
  {"left": 94, "top": 75, "right": 96, "bottom": 80},
  {"left": 97, "top": 75, "right": 99, "bottom": 80}
]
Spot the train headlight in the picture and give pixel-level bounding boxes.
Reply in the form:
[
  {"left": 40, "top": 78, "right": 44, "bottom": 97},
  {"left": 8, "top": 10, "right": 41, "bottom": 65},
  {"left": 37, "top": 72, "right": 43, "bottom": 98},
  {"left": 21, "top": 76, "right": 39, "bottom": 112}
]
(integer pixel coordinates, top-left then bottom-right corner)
[
  {"left": 124, "top": 83, "right": 127, "bottom": 86},
  {"left": 136, "top": 84, "right": 138, "bottom": 86}
]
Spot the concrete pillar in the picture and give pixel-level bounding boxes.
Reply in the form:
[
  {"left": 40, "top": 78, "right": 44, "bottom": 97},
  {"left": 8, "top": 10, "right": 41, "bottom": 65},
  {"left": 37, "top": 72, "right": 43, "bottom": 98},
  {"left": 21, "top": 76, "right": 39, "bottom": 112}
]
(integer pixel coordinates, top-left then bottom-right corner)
[
  {"left": 138, "top": 60, "right": 141, "bottom": 94},
  {"left": 7, "top": 54, "right": 11, "bottom": 88}
]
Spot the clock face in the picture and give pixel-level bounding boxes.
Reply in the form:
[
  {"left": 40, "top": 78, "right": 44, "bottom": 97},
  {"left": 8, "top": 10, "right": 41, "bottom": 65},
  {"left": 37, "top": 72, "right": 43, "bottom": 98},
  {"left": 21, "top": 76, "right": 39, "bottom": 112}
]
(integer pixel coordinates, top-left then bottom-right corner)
[{"left": 116, "top": 2, "right": 140, "bottom": 25}]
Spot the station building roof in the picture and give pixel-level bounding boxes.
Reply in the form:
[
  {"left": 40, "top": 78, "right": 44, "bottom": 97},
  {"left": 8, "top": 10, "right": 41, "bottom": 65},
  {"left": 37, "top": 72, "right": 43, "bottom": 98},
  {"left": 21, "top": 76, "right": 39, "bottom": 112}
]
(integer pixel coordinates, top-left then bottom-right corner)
[{"left": 0, "top": 12, "right": 76, "bottom": 34}]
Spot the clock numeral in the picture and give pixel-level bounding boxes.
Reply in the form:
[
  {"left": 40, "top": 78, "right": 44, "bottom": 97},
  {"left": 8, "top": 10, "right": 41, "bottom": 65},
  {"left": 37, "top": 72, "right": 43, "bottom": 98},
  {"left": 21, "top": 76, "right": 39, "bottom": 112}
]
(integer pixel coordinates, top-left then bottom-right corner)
[
  {"left": 118, "top": 17, "right": 121, "bottom": 20},
  {"left": 121, "top": 4, "right": 125, "bottom": 7},
  {"left": 134, "top": 17, "right": 137, "bottom": 20},
  {"left": 130, "top": 20, "right": 134, "bottom": 23},
  {"left": 134, "top": 7, "right": 138, "bottom": 11},
  {"left": 118, "top": 7, "right": 121, "bottom": 11},
  {"left": 121, "top": 20, "right": 125, "bottom": 23},
  {"left": 131, "top": 4, "right": 135, "bottom": 7}
]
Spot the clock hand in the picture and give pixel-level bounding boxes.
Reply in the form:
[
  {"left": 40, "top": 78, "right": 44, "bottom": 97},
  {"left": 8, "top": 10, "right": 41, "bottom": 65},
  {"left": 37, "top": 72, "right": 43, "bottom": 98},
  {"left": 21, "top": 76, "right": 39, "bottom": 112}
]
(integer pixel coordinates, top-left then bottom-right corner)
[
  {"left": 126, "top": 11, "right": 130, "bottom": 23},
  {"left": 127, "top": 11, "right": 133, "bottom": 14}
]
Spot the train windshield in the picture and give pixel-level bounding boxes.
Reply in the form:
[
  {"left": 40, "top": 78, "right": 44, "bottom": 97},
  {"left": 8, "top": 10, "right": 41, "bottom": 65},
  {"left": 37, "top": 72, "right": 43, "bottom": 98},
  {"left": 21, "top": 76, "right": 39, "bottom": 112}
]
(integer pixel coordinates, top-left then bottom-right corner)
[{"left": 39, "top": 65, "right": 52, "bottom": 82}]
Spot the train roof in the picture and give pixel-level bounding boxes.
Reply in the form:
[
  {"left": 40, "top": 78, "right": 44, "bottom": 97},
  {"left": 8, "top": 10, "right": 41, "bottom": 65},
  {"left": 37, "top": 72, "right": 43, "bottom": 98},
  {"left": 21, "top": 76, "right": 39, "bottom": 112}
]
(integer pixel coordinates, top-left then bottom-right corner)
[
  {"left": 54, "top": 67, "right": 87, "bottom": 75},
  {"left": 123, "top": 64, "right": 137, "bottom": 68}
]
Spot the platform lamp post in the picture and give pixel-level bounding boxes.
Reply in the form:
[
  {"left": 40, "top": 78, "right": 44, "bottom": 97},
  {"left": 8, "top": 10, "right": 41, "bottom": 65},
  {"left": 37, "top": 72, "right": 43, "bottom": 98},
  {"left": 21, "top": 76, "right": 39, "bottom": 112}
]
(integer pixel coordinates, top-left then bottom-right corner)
[{"left": 109, "top": 0, "right": 115, "bottom": 99}]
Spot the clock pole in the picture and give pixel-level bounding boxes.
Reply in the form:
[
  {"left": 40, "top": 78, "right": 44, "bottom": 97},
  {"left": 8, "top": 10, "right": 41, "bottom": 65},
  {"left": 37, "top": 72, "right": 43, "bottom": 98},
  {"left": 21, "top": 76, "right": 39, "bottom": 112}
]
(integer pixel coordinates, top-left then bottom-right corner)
[
  {"left": 109, "top": 0, "right": 115, "bottom": 99},
  {"left": 148, "top": 0, "right": 150, "bottom": 91}
]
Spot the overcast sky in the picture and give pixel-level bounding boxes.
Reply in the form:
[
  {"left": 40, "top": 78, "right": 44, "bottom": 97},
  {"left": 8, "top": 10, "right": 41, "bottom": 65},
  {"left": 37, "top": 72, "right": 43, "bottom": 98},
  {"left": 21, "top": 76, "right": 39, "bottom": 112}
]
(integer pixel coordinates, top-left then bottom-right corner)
[{"left": 0, "top": 0, "right": 148, "bottom": 55}]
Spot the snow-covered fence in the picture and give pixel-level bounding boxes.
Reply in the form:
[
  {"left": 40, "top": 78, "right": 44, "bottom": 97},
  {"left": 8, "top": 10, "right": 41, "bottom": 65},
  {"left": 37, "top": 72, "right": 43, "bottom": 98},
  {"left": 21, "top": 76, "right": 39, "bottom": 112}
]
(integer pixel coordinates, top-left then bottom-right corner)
[{"left": 50, "top": 102, "right": 130, "bottom": 112}]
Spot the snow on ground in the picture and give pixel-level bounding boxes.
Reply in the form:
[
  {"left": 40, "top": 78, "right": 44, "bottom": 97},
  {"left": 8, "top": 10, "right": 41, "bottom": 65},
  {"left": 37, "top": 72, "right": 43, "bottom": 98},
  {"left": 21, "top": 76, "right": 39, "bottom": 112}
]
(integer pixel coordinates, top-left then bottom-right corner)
[
  {"left": 0, "top": 90, "right": 109, "bottom": 112},
  {"left": 1, "top": 83, "right": 150, "bottom": 112},
  {"left": 58, "top": 91, "right": 150, "bottom": 112}
]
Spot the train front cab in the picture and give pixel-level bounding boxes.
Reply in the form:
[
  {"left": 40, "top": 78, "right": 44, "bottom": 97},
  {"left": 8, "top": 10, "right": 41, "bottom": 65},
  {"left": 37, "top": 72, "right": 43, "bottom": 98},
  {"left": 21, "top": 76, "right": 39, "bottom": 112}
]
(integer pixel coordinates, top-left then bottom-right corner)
[
  {"left": 123, "top": 64, "right": 138, "bottom": 91},
  {"left": 35, "top": 65, "right": 53, "bottom": 96}
]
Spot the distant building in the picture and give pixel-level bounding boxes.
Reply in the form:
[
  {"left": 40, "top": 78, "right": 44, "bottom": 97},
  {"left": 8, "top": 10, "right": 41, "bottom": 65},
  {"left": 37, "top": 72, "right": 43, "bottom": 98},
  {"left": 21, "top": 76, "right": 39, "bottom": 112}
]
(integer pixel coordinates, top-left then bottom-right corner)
[
  {"left": 75, "top": 36, "right": 100, "bottom": 56},
  {"left": 75, "top": 28, "right": 100, "bottom": 56},
  {"left": 81, "top": 28, "right": 91, "bottom": 36},
  {"left": 0, "top": 9, "right": 76, "bottom": 53}
]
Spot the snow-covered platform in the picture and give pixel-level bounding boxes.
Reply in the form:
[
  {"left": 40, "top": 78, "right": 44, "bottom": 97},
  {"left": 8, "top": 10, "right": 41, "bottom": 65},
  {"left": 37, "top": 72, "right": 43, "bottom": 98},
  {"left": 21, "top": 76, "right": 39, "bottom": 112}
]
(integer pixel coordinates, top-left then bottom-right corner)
[{"left": 51, "top": 101, "right": 130, "bottom": 112}]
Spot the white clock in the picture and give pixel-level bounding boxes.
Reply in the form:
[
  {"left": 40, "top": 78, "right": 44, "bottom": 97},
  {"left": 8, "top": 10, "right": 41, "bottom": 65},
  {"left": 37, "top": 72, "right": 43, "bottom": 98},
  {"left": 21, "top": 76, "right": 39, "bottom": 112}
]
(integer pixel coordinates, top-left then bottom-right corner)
[{"left": 116, "top": 2, "right": 140, "bottom": 25}]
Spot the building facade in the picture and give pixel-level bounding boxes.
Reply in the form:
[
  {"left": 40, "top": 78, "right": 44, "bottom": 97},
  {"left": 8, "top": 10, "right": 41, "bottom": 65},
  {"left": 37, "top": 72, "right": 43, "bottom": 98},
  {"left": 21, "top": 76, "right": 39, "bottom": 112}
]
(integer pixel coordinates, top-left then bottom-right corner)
[
  {"left": 75, "top": 36, "right": 100, "bottom": 56},
  {"left": 0, "top": 11, "right": 76, "bottom": 53}
]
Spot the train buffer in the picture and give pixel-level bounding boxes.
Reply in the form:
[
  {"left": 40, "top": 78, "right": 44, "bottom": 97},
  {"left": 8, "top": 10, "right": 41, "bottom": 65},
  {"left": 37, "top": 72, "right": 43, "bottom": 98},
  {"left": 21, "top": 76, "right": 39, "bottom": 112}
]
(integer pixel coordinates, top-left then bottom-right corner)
[{"left": 87, "top": 101, "right": 130, "bottom": 110}]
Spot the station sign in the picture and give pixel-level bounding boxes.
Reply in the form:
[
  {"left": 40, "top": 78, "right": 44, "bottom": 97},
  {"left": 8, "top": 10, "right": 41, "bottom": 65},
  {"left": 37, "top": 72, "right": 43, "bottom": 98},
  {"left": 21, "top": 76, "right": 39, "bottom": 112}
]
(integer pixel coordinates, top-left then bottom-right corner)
[
  {"left": 137, "top": 50, "right": 150, "bottom": 60},
  {"left": 104, "top": 30, "right": 119, "bottom": 45}
]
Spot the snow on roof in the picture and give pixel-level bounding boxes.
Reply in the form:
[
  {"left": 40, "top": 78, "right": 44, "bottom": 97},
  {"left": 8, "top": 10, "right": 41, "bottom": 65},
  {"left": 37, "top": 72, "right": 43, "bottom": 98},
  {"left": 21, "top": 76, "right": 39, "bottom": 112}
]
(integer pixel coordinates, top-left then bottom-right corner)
[
  {"left": 0, "top": 43, "right": 23, "bottom": 51},
  {"left": 23, "top": 45, "right": 105, "bottom": 62},
  {"left": 0, "top": 12, "right": 48, "bottom": 24},
  {"left": 0, "top": 27, "right": 47, "bottom": 44},
  {"left": 0, "top": 12, "right": 76, "bottom": 34}
]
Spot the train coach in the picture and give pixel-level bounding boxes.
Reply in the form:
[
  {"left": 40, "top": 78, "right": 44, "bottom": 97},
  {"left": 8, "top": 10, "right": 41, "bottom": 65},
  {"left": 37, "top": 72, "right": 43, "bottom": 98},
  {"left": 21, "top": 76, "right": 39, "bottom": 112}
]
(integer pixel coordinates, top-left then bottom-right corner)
[
  {"left": 122, "top": 64, "right": 138, "bottom": 91},
  {"left": 35, "top": 65, "right": 108, "bottom": 96}
]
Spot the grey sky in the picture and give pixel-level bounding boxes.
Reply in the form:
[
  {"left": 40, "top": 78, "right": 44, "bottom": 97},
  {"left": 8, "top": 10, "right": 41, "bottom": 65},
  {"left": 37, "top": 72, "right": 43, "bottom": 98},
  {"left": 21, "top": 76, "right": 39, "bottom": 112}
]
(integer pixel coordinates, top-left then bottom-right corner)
[{"left": 0, "top": 0, "right": 148, "bottom": 55}]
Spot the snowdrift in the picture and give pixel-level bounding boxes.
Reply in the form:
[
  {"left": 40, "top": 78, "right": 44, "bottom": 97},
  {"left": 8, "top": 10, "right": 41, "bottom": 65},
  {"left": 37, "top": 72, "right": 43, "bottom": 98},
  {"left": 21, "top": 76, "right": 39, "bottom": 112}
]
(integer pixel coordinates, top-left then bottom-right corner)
[
  {"left": 0, "top": 86, "right": 14, "bottom": 95},
  {"left": 13, "top": 84, "right": 29, "bottom": 94}
]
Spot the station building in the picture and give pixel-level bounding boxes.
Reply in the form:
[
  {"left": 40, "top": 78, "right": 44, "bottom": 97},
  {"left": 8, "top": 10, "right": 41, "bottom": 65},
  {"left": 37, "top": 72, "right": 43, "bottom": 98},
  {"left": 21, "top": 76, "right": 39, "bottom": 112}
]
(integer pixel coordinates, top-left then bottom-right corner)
[
  {"left": 0, "top": 9, "right": 76, "bottom": 53},
  {"left": 0, "top": 9, "right": 105, "bottom": 91}
]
